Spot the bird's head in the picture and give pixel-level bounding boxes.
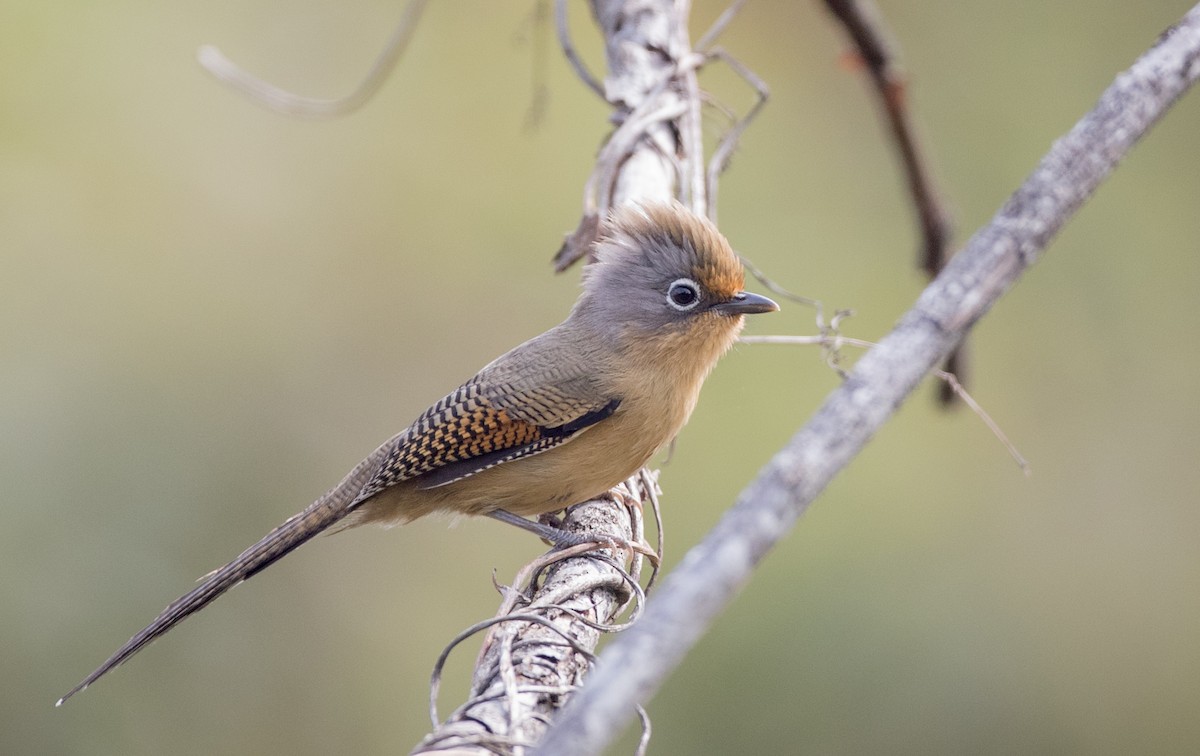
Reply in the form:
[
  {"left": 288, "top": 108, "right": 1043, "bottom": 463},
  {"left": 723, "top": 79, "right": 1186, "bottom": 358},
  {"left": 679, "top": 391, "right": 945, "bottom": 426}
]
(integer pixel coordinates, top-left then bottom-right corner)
[{"left": 574, "top": 203, "right": 778, "bottom": 359}]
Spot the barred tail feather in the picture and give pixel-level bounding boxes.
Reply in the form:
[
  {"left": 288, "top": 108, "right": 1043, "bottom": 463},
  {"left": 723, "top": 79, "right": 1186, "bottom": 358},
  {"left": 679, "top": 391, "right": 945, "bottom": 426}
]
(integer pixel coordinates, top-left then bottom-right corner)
[{"left": 57, "top": 447, "right": 385, "bottom": 706}]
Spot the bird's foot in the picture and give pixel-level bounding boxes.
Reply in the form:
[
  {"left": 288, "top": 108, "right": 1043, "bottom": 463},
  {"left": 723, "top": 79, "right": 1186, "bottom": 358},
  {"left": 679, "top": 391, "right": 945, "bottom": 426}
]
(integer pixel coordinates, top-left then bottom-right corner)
[{"left": 487, "top": 509, "right": 624, "bottom": 551}]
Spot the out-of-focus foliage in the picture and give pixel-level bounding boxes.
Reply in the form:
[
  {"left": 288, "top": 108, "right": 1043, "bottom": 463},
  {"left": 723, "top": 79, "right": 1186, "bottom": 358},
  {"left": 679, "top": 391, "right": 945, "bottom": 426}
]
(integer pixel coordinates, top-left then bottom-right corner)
[{"left": 3, "top": 1, "right": 1198, "bottom": 754}]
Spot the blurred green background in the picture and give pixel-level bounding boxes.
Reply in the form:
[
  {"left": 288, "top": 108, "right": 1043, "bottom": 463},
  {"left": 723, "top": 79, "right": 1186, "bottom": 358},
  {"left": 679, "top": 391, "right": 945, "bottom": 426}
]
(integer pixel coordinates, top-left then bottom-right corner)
[{"left": 4, "top": 1, "right": 1199, "bottom": 753}]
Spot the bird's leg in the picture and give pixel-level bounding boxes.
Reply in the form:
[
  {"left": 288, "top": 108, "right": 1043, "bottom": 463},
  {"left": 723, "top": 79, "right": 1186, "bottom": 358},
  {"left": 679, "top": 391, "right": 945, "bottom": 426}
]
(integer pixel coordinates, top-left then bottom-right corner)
[{"left": 487, "top": 508, "right": 593, "bottom": 549}]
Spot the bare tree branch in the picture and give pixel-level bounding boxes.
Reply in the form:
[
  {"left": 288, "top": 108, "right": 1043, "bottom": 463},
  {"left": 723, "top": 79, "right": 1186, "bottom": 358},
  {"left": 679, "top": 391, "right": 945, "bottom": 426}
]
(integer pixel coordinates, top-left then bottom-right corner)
[
  {"left": 823, "top": 0, "right": 953, "bottom": 277},
  {"left": 822, "top": 0, "right": 967, "bottom": 403},
  {"left": 535, "top": 6, "right": 1200, "bottom": 754},
  {"left": 415, "top": 0, "right": 704, "bottom": 751}
]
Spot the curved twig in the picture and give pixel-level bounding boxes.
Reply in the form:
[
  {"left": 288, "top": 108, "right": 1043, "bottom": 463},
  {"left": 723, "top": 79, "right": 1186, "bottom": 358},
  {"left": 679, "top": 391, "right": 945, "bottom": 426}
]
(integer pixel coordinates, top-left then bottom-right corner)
[
  {"left": 704, "top": 48, "right": 769, "bottom": 221},
  {"left": 197, "top": 0, "right": 428, "bottom": 118},
  {"left": 555, "top": 0, "right": 606, "bottom": 97}
]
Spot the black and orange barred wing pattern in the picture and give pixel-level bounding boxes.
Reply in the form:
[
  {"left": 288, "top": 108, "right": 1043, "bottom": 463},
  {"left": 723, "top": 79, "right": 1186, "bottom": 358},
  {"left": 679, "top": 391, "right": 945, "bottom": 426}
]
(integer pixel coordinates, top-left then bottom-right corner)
[{"left": 356, "top": 376, "right": 619, "bottom": 500}]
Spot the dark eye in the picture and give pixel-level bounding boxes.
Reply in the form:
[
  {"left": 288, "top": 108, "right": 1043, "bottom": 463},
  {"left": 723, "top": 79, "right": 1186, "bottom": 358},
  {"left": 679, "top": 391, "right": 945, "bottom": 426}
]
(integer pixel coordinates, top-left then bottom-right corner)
[{"left": 666, "top": 278, "right": 701, "bottom": 311}]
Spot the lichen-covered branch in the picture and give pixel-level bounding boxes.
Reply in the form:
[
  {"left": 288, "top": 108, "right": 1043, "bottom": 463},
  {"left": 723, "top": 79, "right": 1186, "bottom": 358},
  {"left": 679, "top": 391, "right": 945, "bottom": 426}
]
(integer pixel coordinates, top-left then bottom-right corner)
[
  {"left": 412, "top": 480, "right": 656, "bottom": 754},
  {"left": 413, "top": 0, "right": 704, "bottom": 752}
]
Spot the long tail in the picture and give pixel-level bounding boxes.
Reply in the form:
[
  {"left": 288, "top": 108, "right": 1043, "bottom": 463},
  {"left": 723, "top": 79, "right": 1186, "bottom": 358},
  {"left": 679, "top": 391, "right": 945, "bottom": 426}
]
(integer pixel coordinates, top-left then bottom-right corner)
[{"left": 57, "top": 449, "right": 384, "bottom": 706}]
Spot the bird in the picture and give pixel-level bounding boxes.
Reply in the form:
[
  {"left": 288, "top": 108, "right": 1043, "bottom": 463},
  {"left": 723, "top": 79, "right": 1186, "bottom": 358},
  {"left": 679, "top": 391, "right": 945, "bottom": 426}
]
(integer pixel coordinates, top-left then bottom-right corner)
[{"left": 57, "top": 201, "right": 778, "bottom": 705}]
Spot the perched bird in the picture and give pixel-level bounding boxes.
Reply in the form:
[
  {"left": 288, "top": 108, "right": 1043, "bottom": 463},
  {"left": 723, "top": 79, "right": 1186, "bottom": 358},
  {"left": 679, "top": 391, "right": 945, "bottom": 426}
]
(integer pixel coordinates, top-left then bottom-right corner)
[{"left": 58, "top": 202, "right": 777, "bottom": 704}]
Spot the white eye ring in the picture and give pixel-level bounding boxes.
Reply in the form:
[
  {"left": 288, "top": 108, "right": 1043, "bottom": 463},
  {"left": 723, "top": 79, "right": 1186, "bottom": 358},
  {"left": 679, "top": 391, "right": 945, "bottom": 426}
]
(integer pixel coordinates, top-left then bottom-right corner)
[{"left": 666, "top": 278, "right": 702, "bottom": 311}]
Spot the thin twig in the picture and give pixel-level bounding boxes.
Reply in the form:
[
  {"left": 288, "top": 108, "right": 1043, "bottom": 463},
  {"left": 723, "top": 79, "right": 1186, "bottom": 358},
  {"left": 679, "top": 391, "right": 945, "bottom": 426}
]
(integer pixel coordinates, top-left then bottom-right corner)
[
  {"left": 822, "top": 0, "right": 965, "bottom": 403},
  {"left": 704, "top": 48, "right": 769, "bottom": 222},
  {"left": 637, "top": 468, "right": 664, "bottom": 593},
  {"left": 695, "top": 0, "right": 747, "bottom": 53},
  {"left": 738, "top": 334, "right": 872, "bottom": 349},
  {"left": 556, "top": 0, "right": 606, "bottom": 97},
  {"left": 738, "top": 253, "right": 831, "bottom": 337},
  {"left": 672, "top": 0, "right": 709, "bottom": 215},
  {"left": 935, "top": 369, "right": 1030, "bottom": 474},
  {"left": 519, "top": 0, "right": 554, "bottom": 131},
  {"left": 699, "top": 89, "right": 740, "bottom": 125},
  {"left": 822, "top": 0, "right": 953, "bottom": 275},
  {"left": 633, "top": 705, "right": 652, "bottom": 756},
  {"left": 197, "top": 0, "right": 429, "bottom": 118},
  {"left": 739, "top": 334, "right": 1029, "bottom": 472}
]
